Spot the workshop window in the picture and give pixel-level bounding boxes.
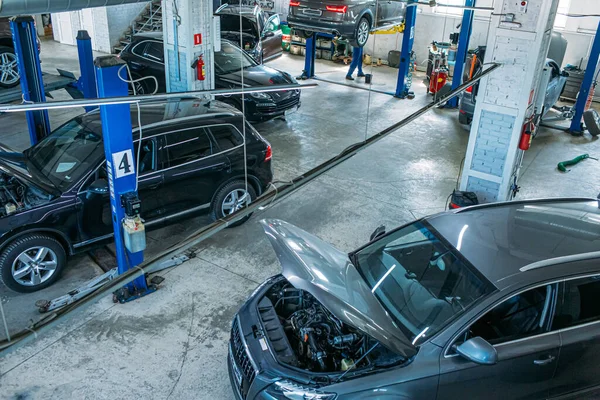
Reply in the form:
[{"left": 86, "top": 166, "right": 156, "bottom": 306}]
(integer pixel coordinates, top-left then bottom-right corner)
[
  {"left": 554, "top": 0, "right": 571, "bottom": 29},
  {"left": 434, "top": 0, "right": 466, "bottom": 16},
  {"left": 165, "top": 129, "right": 214, "bottom": 167}
]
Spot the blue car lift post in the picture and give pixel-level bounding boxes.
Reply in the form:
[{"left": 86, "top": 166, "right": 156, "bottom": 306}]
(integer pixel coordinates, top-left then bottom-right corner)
[
  {"left": 395, "top": 0, "right": 418, "bottom": 98},
  {"left": 77, "top": 30, "right": 98, "bottom": 110},
  {"left": 94, "top": 56, "right": 155, "bottom": 303},
  {"left": 301, "top": 34, "right": 319, "bottom": 79},
  {"left": 10, "top": 16, "right": 50, "bottom": 145},
  {"left": 569, "top": 20, "right": 600, "bottom": 136},
  {"left": 447, "top": 0, "right": 475, "bottom": 108}
]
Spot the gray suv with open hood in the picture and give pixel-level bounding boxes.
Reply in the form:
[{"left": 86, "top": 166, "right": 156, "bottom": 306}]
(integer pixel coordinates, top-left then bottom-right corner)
[{"left": 228, "top": 197, "right": 600, "bottom": 399}]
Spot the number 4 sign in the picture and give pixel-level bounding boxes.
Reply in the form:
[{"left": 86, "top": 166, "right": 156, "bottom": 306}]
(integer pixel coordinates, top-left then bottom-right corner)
[{"left": 112, "top": 149, "right": 135, "bottom": 179}]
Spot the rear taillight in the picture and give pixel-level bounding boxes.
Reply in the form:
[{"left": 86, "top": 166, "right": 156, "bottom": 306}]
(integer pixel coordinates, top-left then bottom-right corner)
[
  {"left": 326, "top": 5, "right": 347, "bottom": 12},
  {"left": 466, "top": 86, "right": 473, "bottom": 93},
  {"left": 264, "top": 145, "right": 272, "bottom": 162},
  {"left": 290, "top": 1, "right": 300, "bottom": 6}
]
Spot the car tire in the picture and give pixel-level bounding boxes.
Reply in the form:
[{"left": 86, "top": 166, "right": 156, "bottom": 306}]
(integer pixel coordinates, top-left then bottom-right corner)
[
  {"left": 0, "top": 234, "right": 67, "bottom": 293},
  {"left": 211, "top": 180, "right": 257, "bottom": 228},
  {"left": 350, "top": 17, "right": 370, "bottom": 48},
  {"left": 583, "top": 109, "right": 600, "bottom": 137},
  {"left": 0, "top": 46, "right": 20, "bottom": 88}
]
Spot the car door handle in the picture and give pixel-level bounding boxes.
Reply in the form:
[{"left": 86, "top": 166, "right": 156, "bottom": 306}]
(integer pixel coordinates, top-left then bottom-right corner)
[
  {"left": 533, "top": 356, "right": 556, "bottom": 365},
  {"left": 147, "top": 183, "right": 162, "bottom": 189}
]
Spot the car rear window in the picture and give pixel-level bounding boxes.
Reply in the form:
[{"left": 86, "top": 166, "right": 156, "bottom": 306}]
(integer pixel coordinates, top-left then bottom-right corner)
[
  {"left": 165, "top": 129, "right": 214, "bottom": 167},
  {"left": 208, "top": 125, "right": 244, "bottom": 151}
]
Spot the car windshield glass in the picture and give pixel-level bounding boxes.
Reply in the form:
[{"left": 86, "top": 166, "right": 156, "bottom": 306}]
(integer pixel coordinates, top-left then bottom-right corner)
[
  {"left": 220, "top": 14, "right": 257, "bottom": 34},
  {"left": 214, "top": 41, "right": 257, "bottom": 75},
  {"left": 354, "top": 222, "right": 494, "bottom": 344},
  {"left": 26, "top": 115, "right": 105, "bottom": 192}
]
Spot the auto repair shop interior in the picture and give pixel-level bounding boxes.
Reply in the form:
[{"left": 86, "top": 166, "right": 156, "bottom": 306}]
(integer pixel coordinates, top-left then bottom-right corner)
[{"left": 0, "top": 0, "right": 600, "bottom": 399}]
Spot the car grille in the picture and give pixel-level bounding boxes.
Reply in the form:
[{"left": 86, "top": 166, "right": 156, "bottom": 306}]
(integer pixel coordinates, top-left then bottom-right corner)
[
  {"left": 256, "top": 92, "right": 300, "bottom": 113},
  {"left": 231, "top": 318, "right": 256, "bottom": 397}
]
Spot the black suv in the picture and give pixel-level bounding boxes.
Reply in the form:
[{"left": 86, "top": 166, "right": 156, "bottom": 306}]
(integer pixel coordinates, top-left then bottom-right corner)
[
  {"left": 0, "top": 99, "right": 273, "bottom": 293},
  {"left": 230, "top": 198, "right": 600, "bottom": 400},
  {"left": 119, "top": 35, "right": 300, "bottom": 122}
]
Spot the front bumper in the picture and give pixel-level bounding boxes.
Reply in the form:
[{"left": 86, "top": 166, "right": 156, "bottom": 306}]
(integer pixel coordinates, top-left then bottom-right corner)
[
  {"left": 246, "top": 92, "right": 301, "bottom": 121},
  {"left": 227, "top": 276, "right": 313, "bottom": 400}
]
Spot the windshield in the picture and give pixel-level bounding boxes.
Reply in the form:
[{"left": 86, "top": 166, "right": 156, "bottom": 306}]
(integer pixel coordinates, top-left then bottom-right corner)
[
  {"left": 26, "top": 115, "right": 105, "bottom": 192},
  {"left": 214, "top": 41, "right": 257, "bottom": 75},
  {"left": 220, "top": 14, "right": 258, "bottom": 35},
  {"left": 354, "top": 222, "right": 494, "bottom": 345}
]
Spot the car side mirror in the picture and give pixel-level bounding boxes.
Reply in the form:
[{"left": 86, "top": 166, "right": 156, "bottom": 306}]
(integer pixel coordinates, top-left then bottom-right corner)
[
  {"left": 88, "top": 179, "right": 109, "bottom": 195},
  {"left": 454, "top": 337, "right": 497, "bottom": 365},
  {"left": 370, "top": 225, "right": 386, "bottom": 241},
  {"left": 263, "top": 31, "right": 275, "bottom": 38}
]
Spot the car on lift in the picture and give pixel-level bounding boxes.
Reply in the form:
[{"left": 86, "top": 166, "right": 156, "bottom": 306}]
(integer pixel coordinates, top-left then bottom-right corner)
[
  {"left": 0, "top": 99, "right": 273, "bottom": 293},
  {"left": 215, "top": 4, "right": 283, "bottom": 63},
  {"left": 287, "top": 0, "right": 406, "bottom": 47},
  {"left": 118, "top": 34, "right": 300, "bottom": 122},
  {"left": 229, "top": 198, "right": 600, "bottom": 400}
]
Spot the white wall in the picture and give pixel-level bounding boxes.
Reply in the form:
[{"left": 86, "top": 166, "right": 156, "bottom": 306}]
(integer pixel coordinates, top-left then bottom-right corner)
[{"left": 52, "top": 3, "right": 147, "bottom": 53}]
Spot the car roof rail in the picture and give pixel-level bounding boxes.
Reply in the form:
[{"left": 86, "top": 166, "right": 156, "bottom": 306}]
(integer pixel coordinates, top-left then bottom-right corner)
[
  {"left": 453, "top": 197, "right": 598, "bottom": 214},
  {"left": 132, "top": 112, "right": 238, "bottom": 132},
  {"left": 519, "top": 251, "right": 600, "bottom": 272},
  {"left": 215, "top": 3, "right": 228, "bottom": 13}
]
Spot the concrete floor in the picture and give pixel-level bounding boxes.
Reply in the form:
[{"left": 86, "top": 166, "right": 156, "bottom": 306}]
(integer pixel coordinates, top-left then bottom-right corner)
[{"left": 0, "top": 41, "right": 599, "bottom": 399}]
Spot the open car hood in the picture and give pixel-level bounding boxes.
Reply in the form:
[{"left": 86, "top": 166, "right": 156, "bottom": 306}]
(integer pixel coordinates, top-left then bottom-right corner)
[
  {"left": 0, "top": 143, "right": 58, "bottom": 196},
  {"left": 261, "top": 219, "right": 418, "bottom": 359}
]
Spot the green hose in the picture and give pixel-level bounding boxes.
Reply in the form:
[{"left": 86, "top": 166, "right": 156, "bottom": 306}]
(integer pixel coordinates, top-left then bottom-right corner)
[{"left": 557, "top": 154, "right": 597, "bottom": 172}]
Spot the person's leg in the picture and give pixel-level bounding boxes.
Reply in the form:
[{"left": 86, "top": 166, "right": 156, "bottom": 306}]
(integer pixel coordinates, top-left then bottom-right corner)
[
  {"left": 346, "top": 48, "right": 360, "bottom": 79},
  {"left": 357, "top": 47, "right": 365, "bottom": 77}
]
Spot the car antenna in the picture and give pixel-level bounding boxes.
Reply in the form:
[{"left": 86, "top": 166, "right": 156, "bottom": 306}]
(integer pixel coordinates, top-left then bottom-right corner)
[{"left": 333, "top": 342, "right": 379, "bottom": 383}]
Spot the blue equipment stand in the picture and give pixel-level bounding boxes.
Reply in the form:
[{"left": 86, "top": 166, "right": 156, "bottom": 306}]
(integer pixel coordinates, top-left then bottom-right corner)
[
  {"left": 94, "top": 56, "right": 154, "bottom": 302},
  {"left": 10, "top": 16, "right": 50, "bottom": 145},
  {"left": 395, "top": 0, "right": 418, "bottom": 98},
  {"left": 569, "top": 20, "right": 600, "bottom": 136},
  {"left": 76, "top": 30, "right": 98, "bottom": 111},
  {"left": 447, "top": 0, "right": 475, "bottom": 108}
]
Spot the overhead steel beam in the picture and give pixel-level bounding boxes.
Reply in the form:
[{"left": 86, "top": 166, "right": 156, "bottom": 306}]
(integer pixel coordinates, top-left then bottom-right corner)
[{"left": 0, "top": 0, "right": 149, "bottom": 17}]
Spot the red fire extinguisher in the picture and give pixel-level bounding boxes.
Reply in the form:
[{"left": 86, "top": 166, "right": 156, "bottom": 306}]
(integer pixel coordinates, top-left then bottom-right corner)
[
  {"left": 519, "top": 119, "right": 535, "bottom": 151},
  {"left": 191, "top": 55, "right": 206, "bottom": 81}
]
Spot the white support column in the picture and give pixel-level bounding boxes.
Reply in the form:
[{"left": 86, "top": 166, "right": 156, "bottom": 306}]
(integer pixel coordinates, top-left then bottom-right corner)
[
  {"left": 162, "top": 0, "right": 215, "bottom": 93},
  {"left": 459, "top": 0, "right": 559, "bottom": 202}
]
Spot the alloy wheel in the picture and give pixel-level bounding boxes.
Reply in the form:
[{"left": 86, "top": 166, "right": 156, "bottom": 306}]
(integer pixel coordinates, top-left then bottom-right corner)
[
  {"left": 11, "top": 246, "right": 58, "bottom": 287},
  {"left": 357, "top": 20, "right": 370, "bottom": 46},
  {"left": 221, "top": 188, "right": 252, "bottom": 216},
  {"left": 0, "top": 52, "right": 19, "bottom": 86}
]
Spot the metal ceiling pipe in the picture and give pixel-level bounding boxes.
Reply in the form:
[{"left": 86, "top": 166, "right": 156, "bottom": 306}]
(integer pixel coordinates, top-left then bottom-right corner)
[{"left": 0, "top": 0, "right": 150, "bottom": 17}]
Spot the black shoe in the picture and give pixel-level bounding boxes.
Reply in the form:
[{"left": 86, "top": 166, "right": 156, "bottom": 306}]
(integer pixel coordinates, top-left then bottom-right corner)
[
  {"left": 346, "top": 75, "right": 354, "bottom": 81},
  {"left": 357, "top": 73, "right": 366, "bottom": 77}
]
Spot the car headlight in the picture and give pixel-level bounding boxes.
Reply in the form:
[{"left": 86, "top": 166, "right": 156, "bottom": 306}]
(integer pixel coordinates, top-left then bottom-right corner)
[
  {"left": 266, "top": 380, "right": 337, "bottom": 400},
  {"left": 250, "top": 91, "right": 271, "bottom": 99}
]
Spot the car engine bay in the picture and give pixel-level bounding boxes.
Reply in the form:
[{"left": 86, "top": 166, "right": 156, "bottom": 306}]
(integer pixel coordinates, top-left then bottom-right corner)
[
  {"left": 0, "top": 173, "right": 52, "bottom": 217},
  {"left": 261, "top": 278, "right": 404, "bottom": 375}
]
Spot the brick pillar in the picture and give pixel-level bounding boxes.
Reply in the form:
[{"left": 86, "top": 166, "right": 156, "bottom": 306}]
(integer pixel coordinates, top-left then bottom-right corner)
[
  {"left": 162, "top": 0, "right": 215, "bottom": 92},
  {"left": 459, "top": 0, "right": 559, "bottom": 202}
]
